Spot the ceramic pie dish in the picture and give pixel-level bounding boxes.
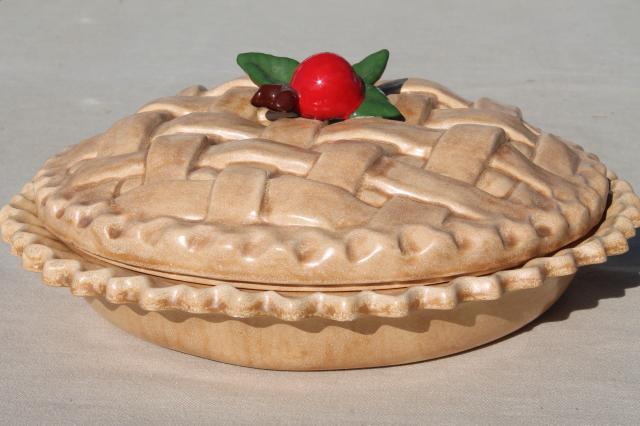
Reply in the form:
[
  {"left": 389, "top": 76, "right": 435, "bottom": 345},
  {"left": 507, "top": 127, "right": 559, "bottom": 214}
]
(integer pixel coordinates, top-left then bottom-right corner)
[{"left": 2, "top": 50, "right": 639, "bottom": 370}]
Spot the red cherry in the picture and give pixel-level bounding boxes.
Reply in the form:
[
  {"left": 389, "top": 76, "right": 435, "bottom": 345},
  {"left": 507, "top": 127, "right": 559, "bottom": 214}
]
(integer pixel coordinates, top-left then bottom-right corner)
[{"left": 290, "top": 52, "right": 364, "bottom": 120}]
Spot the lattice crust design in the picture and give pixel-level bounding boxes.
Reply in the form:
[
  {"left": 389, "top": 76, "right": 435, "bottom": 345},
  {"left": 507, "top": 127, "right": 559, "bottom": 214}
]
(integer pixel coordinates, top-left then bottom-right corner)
[{"left": 31, "top": 77, "right": 610, "bottom": 289}]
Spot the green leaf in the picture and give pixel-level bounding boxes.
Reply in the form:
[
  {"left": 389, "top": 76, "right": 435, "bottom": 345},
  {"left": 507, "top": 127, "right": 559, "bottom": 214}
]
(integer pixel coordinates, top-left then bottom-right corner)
[
  {"left": 236, "top": 52, "right": 299, "bottom": 85},
  {"left": 352, "top": 49, "right": 389, "bottom": 84},
  {"left": 350, "top": 84, "right": 404, "bottom": 120}
]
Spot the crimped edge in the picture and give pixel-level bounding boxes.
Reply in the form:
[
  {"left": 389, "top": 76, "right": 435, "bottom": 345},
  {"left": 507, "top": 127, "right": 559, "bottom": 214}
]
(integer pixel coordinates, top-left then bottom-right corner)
[{"left": 1, "top": 172, "right": 639, "bottom": 322}]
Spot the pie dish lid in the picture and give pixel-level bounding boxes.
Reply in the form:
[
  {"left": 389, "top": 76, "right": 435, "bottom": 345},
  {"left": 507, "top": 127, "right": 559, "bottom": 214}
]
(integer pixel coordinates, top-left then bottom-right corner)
[{"left": 32, "top": 71, "right": 611, "bottom": 290}]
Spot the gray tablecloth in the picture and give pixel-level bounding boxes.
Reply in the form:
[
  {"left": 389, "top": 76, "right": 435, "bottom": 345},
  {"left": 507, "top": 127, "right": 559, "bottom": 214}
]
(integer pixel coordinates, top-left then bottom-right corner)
[{"left": 1, "top": 1, "right": 639, "bottom": 424}]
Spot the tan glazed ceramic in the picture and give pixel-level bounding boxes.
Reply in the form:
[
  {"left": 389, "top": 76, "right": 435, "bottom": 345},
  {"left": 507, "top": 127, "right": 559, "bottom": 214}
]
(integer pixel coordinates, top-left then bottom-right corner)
[{"left": 2, "top": 71, "right": 639, "bottom": 370}]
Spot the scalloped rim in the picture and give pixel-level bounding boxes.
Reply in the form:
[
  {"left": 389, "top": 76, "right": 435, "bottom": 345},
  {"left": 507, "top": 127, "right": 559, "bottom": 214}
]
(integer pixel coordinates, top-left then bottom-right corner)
[{"left": 1, "top": 172, "right": 639, "bottom": 322}]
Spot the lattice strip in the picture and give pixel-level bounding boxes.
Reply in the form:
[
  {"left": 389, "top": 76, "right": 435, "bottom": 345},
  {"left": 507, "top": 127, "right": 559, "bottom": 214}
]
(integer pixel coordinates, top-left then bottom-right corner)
[
  {"left": 138, "top": 96, "right": 220, "bottom": 117},
  {"left": 491, "top": 144, "right": 579, "bottom": 201},
  {"left": 68, "top": 152, "right": 145, "bottom": 188},
  {"left": 315, "top": 117, "right": 442, "bottom": 158},
  {"left": 362, "top": 157, "right": 531, "bottom": 221},
  {"left": 307, "top": 141, "right": 383, "bottom": 193},
  {"left": 425, "top": 124, "right": 506, "bottom": 184},
  {"left": 97, "top": 111, "right": 172, "bottom": 157},
  {"left": 425, "top": 108, "right": 537, "bottom": 146},
  {"left": 144, "top": 134, "right": 208, "bottom": 183},
  {"left": 207, "top": 87, "right": 262, "bottom": 121},
  {"left": 203, "top": 77, "right": 255, "bottom": 97},
  {"left": 44, "top": 136, "right": 101, "bottom": 171},
  {"left": 198, "top": 139, "right": 318, "bottom": 176},
  {"left": 206, "top": 166, "right": 268, "bottom": 225},
  {"left": 264, "top": 176, "right": 376, "bottom": 230},
  {"left": 117, "top": 181, "right": 212, "bottom": 221},
  {"left": 153, "top": 112, "right": 264, "bottom": 142},
  {"left": 176, "top": 85, "right": 207, "bottom": 96},
  {"left": 387, "top": 93, "right": 435, "bottom": 125},
  {"left": 472, "top": 97, "right": 522, "bottom": 119},
  {"left": 369, "top": 196, "right": 450, "bottom": 229},
  {"left": 260, "top": 118, "right": 325, "bottom": 149},
  {"left": 533, "top": 133, "right": 580, "bottom": 178},
  {"left": 400, "top": 78, "right": 471, "bottom": 108},
  {"left": 475, "top": 168, "right": 517, "bottom": 198}
]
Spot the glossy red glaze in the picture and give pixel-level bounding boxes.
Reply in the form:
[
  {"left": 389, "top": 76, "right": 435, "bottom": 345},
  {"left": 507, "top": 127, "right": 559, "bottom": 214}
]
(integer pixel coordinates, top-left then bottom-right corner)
[{"left": 290, "top": 52, "right": 364, "bottom": 120}]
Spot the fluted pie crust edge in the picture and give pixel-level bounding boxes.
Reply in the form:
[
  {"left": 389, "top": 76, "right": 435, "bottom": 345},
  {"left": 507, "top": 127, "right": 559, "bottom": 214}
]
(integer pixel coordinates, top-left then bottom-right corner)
[{"left": 1, "top": 171, "right": 638, "bottom": 321}]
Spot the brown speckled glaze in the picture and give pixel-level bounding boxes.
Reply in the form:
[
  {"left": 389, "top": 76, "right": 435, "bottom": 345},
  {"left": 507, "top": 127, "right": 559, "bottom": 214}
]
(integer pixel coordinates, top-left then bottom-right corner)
[
  {"left": 88, "top": 275, "right": 574, "bottom": 370},
  {"left": 32, "top": 77, "right": 610, "bottom": 290},
  {"left": 0, "top": 178, "right": 638, "bottom": 368},
  {"left": 1, "top": 76, "right": 639, "bottom": 370}
]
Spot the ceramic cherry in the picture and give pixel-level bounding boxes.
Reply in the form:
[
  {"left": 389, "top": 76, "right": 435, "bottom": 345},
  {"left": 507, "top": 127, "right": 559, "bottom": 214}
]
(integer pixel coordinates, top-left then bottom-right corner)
[
  {"left": 290, "top": 52, "right": 365, "bottom": 120},
  {"left": 237, "top": 49, "right": 403, "bottom": 121}
]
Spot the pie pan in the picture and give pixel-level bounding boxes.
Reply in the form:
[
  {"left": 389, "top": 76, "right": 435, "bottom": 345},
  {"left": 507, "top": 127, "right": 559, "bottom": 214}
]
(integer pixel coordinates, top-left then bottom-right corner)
[{"left": 1, "top": 72, "right": 639, "bottom": 370}]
